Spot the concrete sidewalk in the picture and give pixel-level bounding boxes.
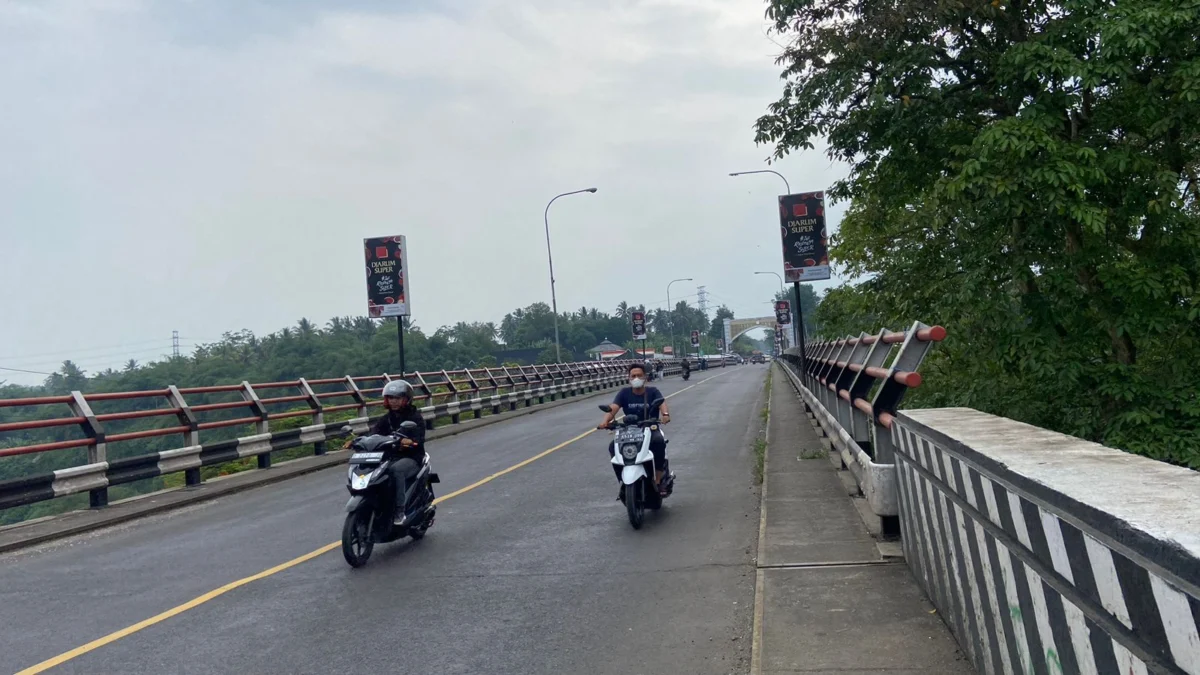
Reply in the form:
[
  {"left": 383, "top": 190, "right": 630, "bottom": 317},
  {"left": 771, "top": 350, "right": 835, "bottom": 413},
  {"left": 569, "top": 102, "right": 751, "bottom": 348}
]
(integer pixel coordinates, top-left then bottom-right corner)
[{"left": 753, "top": 365, "right": 973, "bottom": 674}]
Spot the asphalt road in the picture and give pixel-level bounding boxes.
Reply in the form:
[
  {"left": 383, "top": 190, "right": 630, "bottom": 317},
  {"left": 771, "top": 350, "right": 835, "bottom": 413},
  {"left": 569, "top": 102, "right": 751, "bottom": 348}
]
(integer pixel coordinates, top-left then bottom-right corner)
[{"left": 1, "top": 365, "right": 767, "bottom": 675}]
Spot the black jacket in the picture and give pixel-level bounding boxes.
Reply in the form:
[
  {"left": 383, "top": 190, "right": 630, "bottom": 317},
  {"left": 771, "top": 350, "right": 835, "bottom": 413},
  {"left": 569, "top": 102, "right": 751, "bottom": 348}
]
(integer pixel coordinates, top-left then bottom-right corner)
[{"left": 370, "top": 405, "right": 427, "bottom": 459}]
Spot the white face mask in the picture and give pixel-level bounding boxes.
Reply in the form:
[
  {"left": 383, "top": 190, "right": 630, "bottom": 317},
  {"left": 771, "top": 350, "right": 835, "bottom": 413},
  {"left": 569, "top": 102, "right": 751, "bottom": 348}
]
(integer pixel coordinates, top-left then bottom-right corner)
[{"left": 630, "top": 377, "right": 645, "bottom": 388}]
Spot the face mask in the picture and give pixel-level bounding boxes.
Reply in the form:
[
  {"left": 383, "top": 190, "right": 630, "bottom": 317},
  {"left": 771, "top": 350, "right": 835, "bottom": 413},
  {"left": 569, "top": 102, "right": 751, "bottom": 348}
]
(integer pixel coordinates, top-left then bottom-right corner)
[{"left": 630, "top": 378, "right": 645, "bottom": 388}]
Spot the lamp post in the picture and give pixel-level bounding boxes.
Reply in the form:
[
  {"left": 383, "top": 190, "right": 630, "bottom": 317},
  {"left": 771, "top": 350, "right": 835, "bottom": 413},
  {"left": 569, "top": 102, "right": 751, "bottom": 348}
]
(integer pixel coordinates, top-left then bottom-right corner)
[
  {"left": 544, "top": 187, "right": 598, "bottom": 363},
  {"left": 665, "top": 277, "right": 693, "bottom": 358},
  {"left": 729, "top": 170, "right": 790, "bottom": 195}
]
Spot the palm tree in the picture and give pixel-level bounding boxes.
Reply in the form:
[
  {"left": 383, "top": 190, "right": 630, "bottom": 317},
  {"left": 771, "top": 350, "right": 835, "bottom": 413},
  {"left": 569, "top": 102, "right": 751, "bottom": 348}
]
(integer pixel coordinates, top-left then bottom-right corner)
[
  {"left": 296, "top": 318, "right": 316, "bottom": 338},
  {"left": 123, "top": 359, "right": 139, "bottom": 373},
  {"left": 615, "top": 301, "right": 630, "bottom": 319}
]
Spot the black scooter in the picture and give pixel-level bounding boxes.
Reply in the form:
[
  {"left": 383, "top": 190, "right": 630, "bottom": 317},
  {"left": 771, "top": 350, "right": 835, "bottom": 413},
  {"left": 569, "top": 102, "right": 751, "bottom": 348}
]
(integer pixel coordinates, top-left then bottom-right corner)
[{"left": 342, "top": 420, "right": 439, "bottom": 568}]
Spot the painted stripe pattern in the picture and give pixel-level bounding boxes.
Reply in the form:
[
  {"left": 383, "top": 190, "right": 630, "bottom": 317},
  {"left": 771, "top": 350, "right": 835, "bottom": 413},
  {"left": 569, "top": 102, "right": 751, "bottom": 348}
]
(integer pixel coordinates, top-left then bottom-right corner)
[
  {"left": 0, "top": 367, "right": 647, "bottom": 510},
  {"left": 893, "top": 420, "right": 1200, "bottom": 675}
]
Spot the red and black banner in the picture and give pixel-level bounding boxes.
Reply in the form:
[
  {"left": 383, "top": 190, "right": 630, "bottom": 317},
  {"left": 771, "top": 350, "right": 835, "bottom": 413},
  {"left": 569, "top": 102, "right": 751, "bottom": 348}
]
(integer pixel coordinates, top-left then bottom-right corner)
[
  {"left": 631, "top": 311, "right": 647, "bottom": 340},
  {"left": 364, "top": 235, "right": 410, "bottom": 318},
  {"left": 775, "top": 300, "right": 792, "bottom": 325},
  {"left": 779, "top": 192, "right": 830, "bottom": 283}
]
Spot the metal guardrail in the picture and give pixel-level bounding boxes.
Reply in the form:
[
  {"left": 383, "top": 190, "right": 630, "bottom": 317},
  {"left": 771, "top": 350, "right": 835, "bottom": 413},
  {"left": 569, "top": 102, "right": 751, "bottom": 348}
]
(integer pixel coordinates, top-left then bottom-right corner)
[
  {"left": 0, "top": 358, "right": 696, "bottom": 512},
  {"left": 776, "top": 322, "right": 946, "bottom": 536}
]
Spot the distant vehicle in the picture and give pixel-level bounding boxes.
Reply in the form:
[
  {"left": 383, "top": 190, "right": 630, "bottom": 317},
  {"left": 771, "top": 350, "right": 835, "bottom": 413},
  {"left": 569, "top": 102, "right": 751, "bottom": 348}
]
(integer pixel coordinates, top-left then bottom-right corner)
[{"left": 750, "top": 351, "right": 766, "bottom": 364}]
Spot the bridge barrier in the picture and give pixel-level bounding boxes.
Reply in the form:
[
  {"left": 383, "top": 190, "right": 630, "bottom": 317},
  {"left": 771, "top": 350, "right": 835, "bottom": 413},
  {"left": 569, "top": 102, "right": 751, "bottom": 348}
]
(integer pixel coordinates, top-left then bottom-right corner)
[
  {"left": 777, "top": 322, "right": 946, "bottom": 535},
  {"left": 893, "top": 409, "right": 1200, "bottom": 675},
  {"left": 0, "top": 358, "right": 687, "bottom": 514}
]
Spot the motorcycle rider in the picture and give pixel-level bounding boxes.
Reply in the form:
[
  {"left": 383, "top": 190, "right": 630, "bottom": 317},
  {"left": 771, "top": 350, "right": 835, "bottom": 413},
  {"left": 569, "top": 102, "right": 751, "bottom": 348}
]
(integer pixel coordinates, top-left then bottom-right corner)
[
  {"left": 597, "top": 363, "right": 673, "bottom": 496},
  {"left": 680, "top": 357, "right": 691, "bottom": 378},
  {"left": 344, "top": 379, "right": 428, "bottom": 525}
]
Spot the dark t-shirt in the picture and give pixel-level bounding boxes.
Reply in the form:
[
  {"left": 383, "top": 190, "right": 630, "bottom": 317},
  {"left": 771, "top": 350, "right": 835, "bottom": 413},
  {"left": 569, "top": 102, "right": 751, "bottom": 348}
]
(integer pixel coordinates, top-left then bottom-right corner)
[
  {"left": 612, "top": 386, "right": 664, "bottom": 419},
  {"left": 370, "top": 406, "right": 427, "bottom": 460}
]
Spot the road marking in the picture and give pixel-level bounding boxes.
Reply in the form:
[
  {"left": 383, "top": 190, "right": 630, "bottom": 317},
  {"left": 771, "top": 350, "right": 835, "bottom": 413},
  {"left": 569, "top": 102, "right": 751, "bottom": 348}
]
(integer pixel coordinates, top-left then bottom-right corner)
[
  {"left": 432, "top": 429, "right": 597, "bottom": 503},
  {"left": 17, "top": 368, "right": 732, "bottom": 674},
  {"left": 15, "top": 542, "right": 340, "bottom": 674}
]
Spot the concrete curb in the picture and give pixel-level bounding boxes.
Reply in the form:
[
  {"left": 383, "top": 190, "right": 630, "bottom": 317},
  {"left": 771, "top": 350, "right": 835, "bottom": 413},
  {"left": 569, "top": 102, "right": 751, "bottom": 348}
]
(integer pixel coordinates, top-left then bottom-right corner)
[
  {"left": 0, "top": 381, "right": 626, "bottom": 555},
  {"left": 749, "top": 363, "right": 774, "bottom": 675}
]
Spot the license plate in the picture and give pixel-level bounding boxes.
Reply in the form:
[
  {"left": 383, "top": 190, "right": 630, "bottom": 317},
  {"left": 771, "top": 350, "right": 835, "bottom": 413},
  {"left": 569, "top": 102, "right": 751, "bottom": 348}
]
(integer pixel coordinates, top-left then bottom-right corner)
[
  {"left": 350, "top": 452, "right": 384, "bottom": 463},
  {"left": 616, "top": 428, "right": 643, "bottom": 443}
]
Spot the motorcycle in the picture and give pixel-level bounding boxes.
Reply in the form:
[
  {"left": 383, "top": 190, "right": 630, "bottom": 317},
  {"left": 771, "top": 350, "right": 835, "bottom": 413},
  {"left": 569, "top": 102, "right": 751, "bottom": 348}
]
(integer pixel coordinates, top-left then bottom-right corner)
[
  {"left": 681, "top": 363, "right": 691, "bottom": 381},
  {"left": 341, "top": 420, "right": 440, "bottom": 568},
  {"left": 599, "top": 400, "right": 675, "bottom": 529}
]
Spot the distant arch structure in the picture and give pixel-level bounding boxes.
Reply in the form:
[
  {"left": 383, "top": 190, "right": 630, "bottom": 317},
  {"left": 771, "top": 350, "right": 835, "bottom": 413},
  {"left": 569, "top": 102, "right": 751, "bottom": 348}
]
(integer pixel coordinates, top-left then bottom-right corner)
[{"left": 724, "top": 317, "right": 777, "bottom": 344}]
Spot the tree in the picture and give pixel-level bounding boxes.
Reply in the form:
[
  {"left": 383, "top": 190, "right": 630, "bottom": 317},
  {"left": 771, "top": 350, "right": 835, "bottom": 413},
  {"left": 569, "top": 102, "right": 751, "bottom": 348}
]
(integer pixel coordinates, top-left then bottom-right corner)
[
  {"left": 709, "top": 306, "right": 734, "bottom": 340},
  {"left": 44, "top": 361, "right": 88, "bottom": 394},
  {"left": 756, "top": 0, "right": 1200, "bottom": 465}
]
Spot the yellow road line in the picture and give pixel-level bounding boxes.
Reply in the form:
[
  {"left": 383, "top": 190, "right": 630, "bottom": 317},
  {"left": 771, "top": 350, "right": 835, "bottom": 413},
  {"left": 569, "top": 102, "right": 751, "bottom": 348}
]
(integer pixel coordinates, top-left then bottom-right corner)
[
  {"left": 17, "top": 368, "right": 730, "bottom": 674},
  {"left": 16, "top": 542, "right": 340, "bottom": 674},
  {"left": 431, "top": 428, "right": 596, "bottom": 504}
]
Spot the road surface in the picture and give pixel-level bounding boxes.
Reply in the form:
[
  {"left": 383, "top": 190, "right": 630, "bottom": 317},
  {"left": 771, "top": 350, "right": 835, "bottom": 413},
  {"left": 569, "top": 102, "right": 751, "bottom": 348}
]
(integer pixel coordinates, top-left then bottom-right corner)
[{"left": 1, "top": 365, "right": 767, "bottom": 675}]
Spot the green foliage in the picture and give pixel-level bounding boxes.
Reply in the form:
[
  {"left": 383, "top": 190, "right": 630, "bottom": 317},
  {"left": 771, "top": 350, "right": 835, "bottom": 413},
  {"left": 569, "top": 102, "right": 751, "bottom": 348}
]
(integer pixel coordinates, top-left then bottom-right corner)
[{"left": 759, "top": 0, "right": 1200, "bottom": 466}]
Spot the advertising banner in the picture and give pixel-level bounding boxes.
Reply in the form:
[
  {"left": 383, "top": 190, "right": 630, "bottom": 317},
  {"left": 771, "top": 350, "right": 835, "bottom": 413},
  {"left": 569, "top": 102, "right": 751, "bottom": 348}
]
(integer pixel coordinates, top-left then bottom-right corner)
[
  {"left": 775, "top": 300, "right": 792, "bottom": 325},
  {"left": 364, "top": 235, "right": 410, "bottom": 318},
  {"left": 779, "top": 192, "right": 830, "bottom": 282},
  {"left": 690, "top": 330, "right": 700, "bottom": 347},
  {"left": 631, "top": 311, "right": 647, "bottom": 341}
]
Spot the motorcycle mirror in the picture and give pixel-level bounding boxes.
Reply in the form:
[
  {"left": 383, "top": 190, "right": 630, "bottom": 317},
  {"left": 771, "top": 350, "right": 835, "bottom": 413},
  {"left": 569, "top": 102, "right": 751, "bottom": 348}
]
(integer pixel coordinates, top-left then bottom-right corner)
[
  {"left": 597, "top": 405, "right": 610, "bottom": 412},
  {"left": 399, "top": 420, "right": 420, "bottom": 431},
  {"left": 650, "top": 398, "right": 665, "bottom": 408}
]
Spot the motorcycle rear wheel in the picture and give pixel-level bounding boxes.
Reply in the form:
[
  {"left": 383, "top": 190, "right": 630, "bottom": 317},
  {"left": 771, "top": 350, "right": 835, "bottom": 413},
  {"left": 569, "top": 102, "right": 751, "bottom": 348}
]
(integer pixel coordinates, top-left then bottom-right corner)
[{"left": 342, "top": 509, "right": 375, "bottom": 568}]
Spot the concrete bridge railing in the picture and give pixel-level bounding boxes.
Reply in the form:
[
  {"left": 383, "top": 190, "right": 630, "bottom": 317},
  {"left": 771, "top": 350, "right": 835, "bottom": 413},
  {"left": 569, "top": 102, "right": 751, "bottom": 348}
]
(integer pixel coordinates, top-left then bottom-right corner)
[
  {"left": 893, "top": 409, "right": 1200, "bottom": 675},
  {"left": 779, "top": 323, "right": 1200, "bottom": 675}
]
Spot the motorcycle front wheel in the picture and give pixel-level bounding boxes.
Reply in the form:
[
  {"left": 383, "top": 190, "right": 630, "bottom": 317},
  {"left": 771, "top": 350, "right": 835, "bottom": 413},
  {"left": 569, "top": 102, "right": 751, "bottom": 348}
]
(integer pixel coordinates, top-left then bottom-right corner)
[
  {"left": 626, "top": 479, "right": 646, "bottom": 530},
  {"left": 342, "top": 508, "right": 375, "bottom": 568}
]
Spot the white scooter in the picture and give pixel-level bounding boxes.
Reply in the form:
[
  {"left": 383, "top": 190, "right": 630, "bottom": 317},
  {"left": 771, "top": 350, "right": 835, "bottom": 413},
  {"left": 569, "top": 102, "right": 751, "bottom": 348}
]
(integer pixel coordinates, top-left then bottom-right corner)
[{"left": 599, "top": 398, "right": 675, "bottom": 529}]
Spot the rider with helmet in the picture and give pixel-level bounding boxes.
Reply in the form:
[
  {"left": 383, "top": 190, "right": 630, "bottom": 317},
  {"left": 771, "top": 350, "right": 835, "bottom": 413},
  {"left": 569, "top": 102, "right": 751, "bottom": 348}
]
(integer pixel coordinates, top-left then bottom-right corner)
[{"left": 347, "top": 379, "right": 428, "bottom": 525}]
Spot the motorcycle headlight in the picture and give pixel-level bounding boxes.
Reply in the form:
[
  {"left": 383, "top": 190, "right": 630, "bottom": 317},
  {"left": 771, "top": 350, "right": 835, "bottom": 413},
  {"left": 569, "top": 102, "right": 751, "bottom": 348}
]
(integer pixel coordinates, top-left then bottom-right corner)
[
  {"left": 620, "top": 443, "right": 639, "bottom": 460},
  {"left": 348, "top": 465, "right": 383, "bottom": 490},
  {"left": 350, "top": 471, "right": 372, "bottom": 490}
]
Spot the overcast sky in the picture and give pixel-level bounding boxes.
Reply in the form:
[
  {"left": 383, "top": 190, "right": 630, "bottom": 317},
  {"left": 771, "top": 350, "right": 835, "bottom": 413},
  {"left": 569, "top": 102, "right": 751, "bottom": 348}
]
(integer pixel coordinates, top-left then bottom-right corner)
[{"left": 0, "top": 0, "right": 849, "bottom": 385}]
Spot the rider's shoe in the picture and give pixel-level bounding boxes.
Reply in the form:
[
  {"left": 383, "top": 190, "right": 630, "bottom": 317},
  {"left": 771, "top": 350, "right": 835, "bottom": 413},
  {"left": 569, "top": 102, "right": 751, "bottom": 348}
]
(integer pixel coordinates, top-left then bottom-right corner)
[{"left": 659, "top": 472, "right": 676, "bottom": 497}]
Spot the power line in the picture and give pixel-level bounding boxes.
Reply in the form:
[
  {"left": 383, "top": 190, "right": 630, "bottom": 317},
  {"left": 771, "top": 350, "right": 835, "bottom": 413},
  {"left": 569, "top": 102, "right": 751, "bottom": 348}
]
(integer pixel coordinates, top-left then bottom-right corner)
[
  {"left": 0, "top": 338, "right": 178, "bottom": 362},
  {"left": 0, "top": 365, "right": 54, "bottom": 376},
  {"left": 1, "top": 346, "right": 181, "bottom": 370}
]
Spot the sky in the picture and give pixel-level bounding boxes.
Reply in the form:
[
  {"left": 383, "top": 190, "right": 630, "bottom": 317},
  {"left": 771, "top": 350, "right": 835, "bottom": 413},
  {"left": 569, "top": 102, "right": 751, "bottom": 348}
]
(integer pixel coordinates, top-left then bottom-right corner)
[{"left": 0, "top": 0, "right": 850, "bottom": 385}]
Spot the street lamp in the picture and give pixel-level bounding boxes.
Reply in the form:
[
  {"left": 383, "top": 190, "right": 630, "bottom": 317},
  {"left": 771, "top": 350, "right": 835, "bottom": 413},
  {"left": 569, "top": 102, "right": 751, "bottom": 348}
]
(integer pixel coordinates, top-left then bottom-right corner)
[
  {"left": 665, "top": 277, "right": 693, "bottom": 358},
  {"left": 735, "top": 167, "right": 802, "bottom": 353},
  {"left": 729, "top": 170, "right": 790, "bottom": 195},
  {"left": 544, "top": 187, "right": 598, "bottom": 363},
  {"left": 755, "top": 271, "right": 796, "bottom": 349}
]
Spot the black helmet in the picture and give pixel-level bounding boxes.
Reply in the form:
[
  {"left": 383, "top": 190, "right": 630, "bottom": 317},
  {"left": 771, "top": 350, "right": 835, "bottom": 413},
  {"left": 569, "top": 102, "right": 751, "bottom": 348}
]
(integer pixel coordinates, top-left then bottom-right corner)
[{"left": 382, "top": 379, "right": 414, "bottom": 400}]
